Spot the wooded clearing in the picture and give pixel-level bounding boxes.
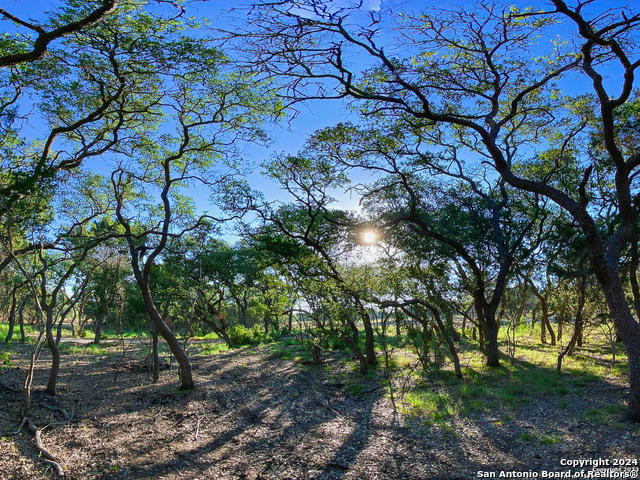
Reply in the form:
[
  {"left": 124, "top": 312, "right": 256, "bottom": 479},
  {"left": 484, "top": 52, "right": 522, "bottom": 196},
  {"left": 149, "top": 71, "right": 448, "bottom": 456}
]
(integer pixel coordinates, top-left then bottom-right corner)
[
  {"left": 1, "top": 329, "right": 638, "bottom": 479},
  {"left": 2, "top": 0, "right": 640, "bottom": 478}
]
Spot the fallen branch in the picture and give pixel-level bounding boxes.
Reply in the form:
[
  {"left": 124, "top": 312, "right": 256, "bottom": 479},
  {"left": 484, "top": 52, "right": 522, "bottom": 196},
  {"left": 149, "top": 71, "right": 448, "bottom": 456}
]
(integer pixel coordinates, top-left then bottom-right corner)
[
  {"left": 25, "top": 417, "right": 64, "bottom": 477},
  {"left": 325, "top": 403, "right": 347, "bottom": 421},
  {"left": 62, "top": 451, "right": 80, "bottom": 472},
  {"left": 193, "top": 415, "right": 204, "bottom": 441}
]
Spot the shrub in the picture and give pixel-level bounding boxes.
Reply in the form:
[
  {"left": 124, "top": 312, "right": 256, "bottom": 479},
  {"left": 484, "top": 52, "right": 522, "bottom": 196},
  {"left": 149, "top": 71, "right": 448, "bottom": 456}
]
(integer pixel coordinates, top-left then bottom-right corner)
[
  {"left": 325, "top": 331, "right": 349, "bottom": 352},
  {"left": 0, "top": 351, "right": 11, "bottom": 369},
  {"left": 229, "top": 325, "right": 265, "bottom": 347}
]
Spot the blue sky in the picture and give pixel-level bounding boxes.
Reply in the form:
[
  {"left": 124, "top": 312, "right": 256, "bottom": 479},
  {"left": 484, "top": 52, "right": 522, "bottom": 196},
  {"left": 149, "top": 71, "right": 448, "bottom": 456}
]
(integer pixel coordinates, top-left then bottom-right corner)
[
  {"left": 3, "top": 0, "right": 638, "bottom": 241},
  {"left": 2, "top": 0, "right": 365, "bottom": 215}
]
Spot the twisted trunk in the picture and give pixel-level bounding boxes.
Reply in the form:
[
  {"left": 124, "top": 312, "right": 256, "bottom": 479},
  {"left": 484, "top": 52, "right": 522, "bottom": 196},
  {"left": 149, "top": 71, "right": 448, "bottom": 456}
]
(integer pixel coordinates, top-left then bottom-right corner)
[
  {"left": 45, "top": 309, "right": 60, "bottom": 396},
  {"left": 430, "top": 308, "right": 463, "bottom": 378},
  {"left": 137, "top": 279, "right": 193, "bottom": 389},
  {"left": 357, "top": 300, "right": 377, "bottom": 366},
  {"left": 557, "top": 277, "right": 587, "bottom": 372},
  {"left": 4, "top": 289, "right": 16, "bottom": 343},
  {"left": 92, "top": 311, "right": 105, "bottom": 345},
  {"left": 475, "top": 295, "right": 500, "bottom": 367}
]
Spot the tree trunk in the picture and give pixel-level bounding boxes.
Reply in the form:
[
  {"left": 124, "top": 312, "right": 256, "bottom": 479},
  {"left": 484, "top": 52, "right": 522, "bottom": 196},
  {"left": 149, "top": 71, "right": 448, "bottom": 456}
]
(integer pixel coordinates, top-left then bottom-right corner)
[
  {"left": 18, "top": 298, "right": 26, "bottom": 343},
  {"left": 312, "top": 342, "right": 321, "bottom": 364},
  {"left": 558, "top": 277, "right": 587, "bottom": 372},
  {"left": 557, "top": 315, "right": 563, "bottom": 345},
  {"left": 567, "top": 310, "right": 583, "bottom": 357},
  {"left": 76, "top": 297, "right": 87, "bottom": 338},
  {"left": 4, "top": 289, "right": 16, "bottom": 343},
  {"left": 475, "top": 295, "right": 501, "bottom": 367},
  {"left": 430, "top": 308, "right": 463, "bottom": 378},
  {"left": 358, "top": 302, "right": 377, "bottom": 366},
  {"left": 138, "top": 282, "right": 193, "bottom": 389},
  {"left": 70, "top": 308, "right": 77, "bottom": 337},
  {"left": 577, "top": 322, "right": 583, "bottom": 347},
  {"left": 395, "top": 310, "right": 403, "bottom": 337},
  {"left": 343, "top": 316, "right": 367, "bottom": 374},
  {"left": 92, "top": 312, "right": 105, "bottom": 345},
  {"left": 601, "top": 277, "right": 640, "bottom": 421},
  {"left": 45, "top": 310, "right": 60, "bottom": 396},
  {"left": 150, "top": 326, "right": 159, "bottom": 383},
  {"left": 445, "top": 310, "right": 461, "bottom": 341},
  {"left": 539, "top": 295, "right": 556, "bottom": 346},
  {"left": 344, "top": 335, "right": 367, "bottom": 374},
  {"left": 531, "top": 306, "right": 537, "bottom": 333},
  {"left": 629, "top": 243, "right": 640, "bottom": 319},
  {"left": 485, "top": 309, "right": 500, "bottom": 367},
  {"left": 55, "top": 312, "right": 65, "bottom": 345}
]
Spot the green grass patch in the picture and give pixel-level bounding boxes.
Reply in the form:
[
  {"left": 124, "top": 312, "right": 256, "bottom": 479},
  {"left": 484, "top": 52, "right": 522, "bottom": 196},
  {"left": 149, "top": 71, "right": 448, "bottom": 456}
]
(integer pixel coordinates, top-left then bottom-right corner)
[
  {"left": 160, "top": 384, "right": 192, "bottom": 396},
  {"left": 341, "top": 368, "right": 376, "bottom": 396},
  {"left": 280, "top": 336, "right": 303, "bottom": 346},
  {"left": 520, "top": 432, "right": 536, "bottom": 442},
  {"left": 101, "top": 330, "right": 148, "bottom": 340},
  {"left": 196, "top": 342, "right": 229, "bottom": 355},
  {"left": 398, "top": 351, "right": 612, "bottom": 426},
  {"left": 585, "top": 404, "right": 627, "bottom": 424},
  {"left": 402, "top": 390, "right": 460, "bottom": 424},
  {"left": 58, "top": 342, "right": 110, "bottom": 355},
  {"left": 194, "top": 331, "right": 219, "bottom": 341},
  {"left": 268, "top": 342, "right": 311, "bottom": 362},
  {"left": 388, "top": 352, "right": 415, "bottom": 371},
  {"left": 540, "top": 433, "right": 561, "bottom": 445},
  {"left": 0, "top": 322, "right": 39, "bottom": 342}
]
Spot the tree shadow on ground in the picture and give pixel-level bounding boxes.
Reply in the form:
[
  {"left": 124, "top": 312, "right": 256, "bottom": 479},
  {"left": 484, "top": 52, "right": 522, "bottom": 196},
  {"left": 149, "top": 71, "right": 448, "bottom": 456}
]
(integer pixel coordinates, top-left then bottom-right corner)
[{"left": 2, "top": 340, "right": 638, "bottom": 480}]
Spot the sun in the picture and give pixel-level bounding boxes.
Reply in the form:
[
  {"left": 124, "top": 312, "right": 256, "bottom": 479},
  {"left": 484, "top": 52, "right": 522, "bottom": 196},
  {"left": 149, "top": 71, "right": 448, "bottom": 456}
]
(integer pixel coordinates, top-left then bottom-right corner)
[{"left": 361, "top": 230, "right": 377, "bottom": 245}]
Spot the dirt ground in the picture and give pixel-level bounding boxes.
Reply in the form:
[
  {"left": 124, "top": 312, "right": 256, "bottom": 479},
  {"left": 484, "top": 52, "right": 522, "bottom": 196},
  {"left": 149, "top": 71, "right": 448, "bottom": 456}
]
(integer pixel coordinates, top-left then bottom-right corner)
[{"left": 1, "top": 339, "right": 639, "bottom": 480}]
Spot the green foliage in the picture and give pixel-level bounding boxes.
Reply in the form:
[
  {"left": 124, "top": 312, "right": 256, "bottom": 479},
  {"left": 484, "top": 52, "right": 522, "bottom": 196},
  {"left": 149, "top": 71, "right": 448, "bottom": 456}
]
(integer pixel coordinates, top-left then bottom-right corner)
[
  {"left": 405, "top": 323, "right": 447, "bottom": 373},
  {"left": 228, "top": 324, "right": 275, "bottom": 347},
  {"left": 0, "top": 350, "right": 11, "bottom": 369},
  {"left": 520, "top": 432, "right": 535, "bottom": 442},
  {"left": 194, "top": 332, "right": 220, "bottom": 341},
  {"left": 324, "top": 330, "right": 350, "bottom": 352}
]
